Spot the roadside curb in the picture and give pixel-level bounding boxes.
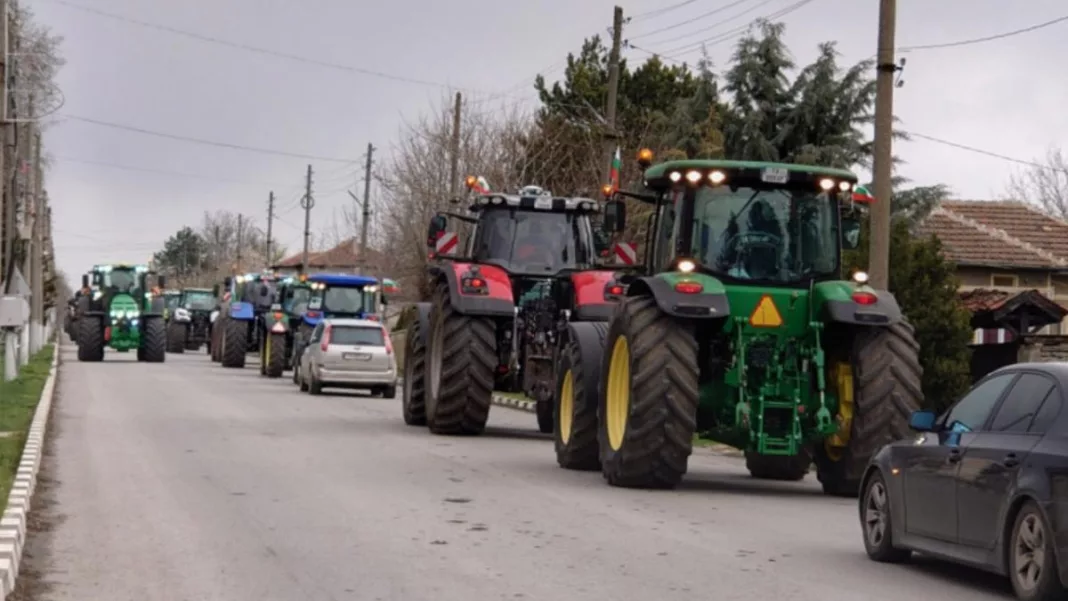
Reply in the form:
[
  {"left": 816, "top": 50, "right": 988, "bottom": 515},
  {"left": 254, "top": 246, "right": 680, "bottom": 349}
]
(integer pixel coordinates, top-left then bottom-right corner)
[
  {"left": 0, "top": 344, "right": 59, "bottom": 599},
  {"left": 492, "top": 394, "right": 535, "bottom": 413}
]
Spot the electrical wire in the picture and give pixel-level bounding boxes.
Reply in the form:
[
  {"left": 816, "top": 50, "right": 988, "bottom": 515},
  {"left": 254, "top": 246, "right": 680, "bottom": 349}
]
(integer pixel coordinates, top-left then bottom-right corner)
[
  {"left": 640, "top": 0, "right": 779, "bottom": 46},
  {"left": 908, "top": 132, "right": 1068, "bottom": 176},
  {"left": 628, "top": 0, "right": 754, "bottom": 40},
  {"left": 657, "top": 0, "right": 817, "bottom": 58},
  {"left": 51, "top": 156, "right": 302, "bottom": 187},
  {"left": 630, "top": 0, "right": 700, "bottom": 21},
  {"left": 41, "top": 0, "right": 485, "bottom": 93},
  {"left": 899, "top": 14, "right": 1068, "bottom": 52},
  {"left": 58, "top": 115, "right": 358, "bottom": 163}
]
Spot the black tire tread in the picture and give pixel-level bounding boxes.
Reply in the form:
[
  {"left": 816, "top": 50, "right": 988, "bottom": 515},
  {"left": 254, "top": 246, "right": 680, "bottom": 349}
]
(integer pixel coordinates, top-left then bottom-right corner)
[
  {"left": 402, "top": 317, "right": 428, "bottom": 426},
  {"left": 221, "top": 318, "right": 247, "bottom": 368},
  {"left": 141, "top": 317, "right": 167, "bottom": 363},
  {"left": 77, "top": 317, "right": 105, "bottom": 362},
  {"left": 555, "top": 322, "right": 606, "bottom": 471},
  {"left": 265, "top": 333, "right": 286, "bottom": 378},
  {"left": 427, "top": 283, "right": 496, "bottom": 435},
  {"left": 600, "top": 296, "right": 699, "bottom": 489},
  {"left": 818, "top": 320, "right": 924, "bottom": 497},
  {"left": 166, "top": 322, "right": 186, "bottom": 353}
]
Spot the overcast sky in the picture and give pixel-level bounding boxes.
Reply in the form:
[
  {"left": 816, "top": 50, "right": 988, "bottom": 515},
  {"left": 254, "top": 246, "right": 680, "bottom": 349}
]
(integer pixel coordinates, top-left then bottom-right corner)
[{"left": 31, "top": 0, "right": 1068, "bottom": 279}]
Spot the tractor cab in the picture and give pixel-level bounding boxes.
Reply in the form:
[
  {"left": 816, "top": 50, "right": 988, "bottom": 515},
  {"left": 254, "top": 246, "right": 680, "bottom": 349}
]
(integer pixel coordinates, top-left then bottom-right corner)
[
  {"left": 163, "top": 290, "right": 181, "bottom": 320},
  {"left": 303, "top": 274, "right": 381, "bottom": 326}
]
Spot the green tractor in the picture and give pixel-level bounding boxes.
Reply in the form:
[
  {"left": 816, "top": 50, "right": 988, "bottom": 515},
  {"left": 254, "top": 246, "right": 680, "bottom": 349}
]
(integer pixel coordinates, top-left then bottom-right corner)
[
  {"left": 554, "top": 153, "right": 922, "bottom": 497},
  {"left": 74, "top": 263, "right": 168, "bottom": 362}
]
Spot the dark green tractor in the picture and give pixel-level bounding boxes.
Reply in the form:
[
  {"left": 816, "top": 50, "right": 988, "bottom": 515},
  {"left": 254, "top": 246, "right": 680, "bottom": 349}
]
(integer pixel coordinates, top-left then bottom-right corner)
[
  {"left": 166, "top": 287, "right": 217, "bottom": 353},
  {"left": 75, "top": 263, "right": 168, "bottom": 362},
  {"left": 553, "top": 152, "right": 922, "bottom": 497}
]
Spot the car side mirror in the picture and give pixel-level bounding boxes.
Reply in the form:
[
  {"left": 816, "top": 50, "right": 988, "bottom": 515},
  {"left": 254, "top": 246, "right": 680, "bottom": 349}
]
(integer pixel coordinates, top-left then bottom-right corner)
[
  {"left": 841, "top": 218, "right": 861, "bottom": 250},
  {"left": 426, "top": 214, "right": 448, "bottom": 247},
  {"left": 603, "top": 200, "right": 626, "bottom": 233},
  {"left": 908, "top": 410, "right": 937, "bottom": 432}
]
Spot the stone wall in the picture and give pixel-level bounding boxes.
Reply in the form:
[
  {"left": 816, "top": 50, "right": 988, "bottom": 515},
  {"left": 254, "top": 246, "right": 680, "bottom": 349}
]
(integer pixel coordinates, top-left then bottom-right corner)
[{"left": 1017, "top": 335, "right": 1068, "bottom": 362}]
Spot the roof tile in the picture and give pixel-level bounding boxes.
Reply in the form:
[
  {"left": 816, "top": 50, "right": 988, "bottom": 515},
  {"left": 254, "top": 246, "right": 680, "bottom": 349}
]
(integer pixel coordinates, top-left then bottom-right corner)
[{"left": 917, "top": 200, "right": 1068, "bottom": 269}]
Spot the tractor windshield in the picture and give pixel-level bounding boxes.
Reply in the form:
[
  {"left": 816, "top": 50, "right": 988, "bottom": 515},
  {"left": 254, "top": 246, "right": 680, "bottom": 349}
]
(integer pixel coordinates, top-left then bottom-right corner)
[
  {"left": 472, "top": 209, "right": 593, "bottom": 275},
  {"left": 283, "top": 286, "right": 312, "bottom": 315},
  {"left": 321, "top": 286, "right": 371, "bottom": 314},
  {"left": 682, "top": 185, "right": 840, "bottom": 283},
  {"left": 182, "top": 291, "right": 215, "bottom": 311},
  {"left": 105, "top": 268, "right": 139, "bottom": 293},
  {"left": 164, "top": 295, "right": 181, "bottom": 312}
]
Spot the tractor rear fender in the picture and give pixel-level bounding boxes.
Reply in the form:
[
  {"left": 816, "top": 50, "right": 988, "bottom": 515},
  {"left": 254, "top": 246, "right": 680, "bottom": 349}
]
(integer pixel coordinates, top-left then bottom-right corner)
[
  {"left": 428, "top": 262, "right": 515, "bottom": 317},
  {"left": 229, "top": 301, "right": 255, "bottom": 321},
  {"left": 628, "top": 273, "right": 731, "bottom": 319},
  {"left": 813, "top": 281, "right": 904, "bottom": 327},
  {"left": 569, "top": 270, "right": 617, "bottom": 321}
]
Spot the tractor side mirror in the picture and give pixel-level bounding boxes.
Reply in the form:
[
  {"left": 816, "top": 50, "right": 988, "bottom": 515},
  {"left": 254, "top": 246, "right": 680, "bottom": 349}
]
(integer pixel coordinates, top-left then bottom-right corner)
[
  {"left": 81, "top": 274, "right": 89, "bottom": 289},
  {"left": 158, "top": 275, "right": 167, "bottom": 289},
  {"left": 212, "top": 284, "right": 220, "bottom": 297},
  {"left": 426, "top": 214, "right": 447, "bottom": 247},
  {"left": 841, "top": 217, "right": 861, "bottom": 250},
  {"left": 603, "top": 200, "right": 626, "bottom": 233}
]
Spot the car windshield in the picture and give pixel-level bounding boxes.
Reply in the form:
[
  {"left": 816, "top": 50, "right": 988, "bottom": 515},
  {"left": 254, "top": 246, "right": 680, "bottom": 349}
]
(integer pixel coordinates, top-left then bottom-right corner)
[
  {"left": 322, "top": 287, "right": 368, "bottom": 314},
  {"left": 472, "top": 208, "right": 591, "bottom": 274},
  {"left": 329, "top": 325, "right": 384, "bottom": 346},
  {"left": 105, "top": 268, "right": 139, "bottom": 293},
  {"left": 683, "top": 185, "right": 840, "bottom": 283},
  {"left": 182, "top": 291, "right": 215, "bottom": 311}
]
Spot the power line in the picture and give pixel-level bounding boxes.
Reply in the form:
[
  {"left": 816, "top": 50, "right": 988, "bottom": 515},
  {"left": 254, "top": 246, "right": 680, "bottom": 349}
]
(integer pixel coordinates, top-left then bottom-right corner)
[
  {"left": 51, "top": 156, "right": 302, "bottom": 187},
  {"left": 908, "top": 132, "right": 1068, "bottom": 176},
  {"left": 59, "top": 115, "right": 357, "bottom": 163},
  {"left": 642, "top": 0, "right": 779, "bottom": 46},
  {"left": 41, "top": 0, "right": 485, "bottom": 93},
  {"left": 899, "top": 14, "right": 1068, "bottom": 52},
  {"left": 631, "top": 0, "right": 700, "bottom": 20},
  {"left": 657, "top": 0, "right": 818, "bottom": 58},
  {"left": 628, "top": 0, "right": 754, "bottom": 40}
]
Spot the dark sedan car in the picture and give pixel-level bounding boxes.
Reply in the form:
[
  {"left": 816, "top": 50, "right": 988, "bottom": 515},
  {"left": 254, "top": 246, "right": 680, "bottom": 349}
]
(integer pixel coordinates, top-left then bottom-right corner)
[{"left": 859, "top": 362, "right": 1068, "bottom": 601}]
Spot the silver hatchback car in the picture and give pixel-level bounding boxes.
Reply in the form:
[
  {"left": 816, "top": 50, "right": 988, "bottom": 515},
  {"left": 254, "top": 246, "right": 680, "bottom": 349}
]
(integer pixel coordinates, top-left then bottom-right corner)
[{"left": 296, "top": 318, "right": 398, "bottom": 397}]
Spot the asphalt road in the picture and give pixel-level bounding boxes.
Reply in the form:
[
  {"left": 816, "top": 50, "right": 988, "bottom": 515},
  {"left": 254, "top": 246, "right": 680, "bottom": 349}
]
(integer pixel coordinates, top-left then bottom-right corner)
[{"left": 13, "top": 345, "right": 1014, "bottom": 601}]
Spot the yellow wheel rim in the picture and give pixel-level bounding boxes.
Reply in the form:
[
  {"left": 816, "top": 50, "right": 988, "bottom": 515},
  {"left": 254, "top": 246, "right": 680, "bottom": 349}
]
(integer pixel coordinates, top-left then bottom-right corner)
[
  {"left": 606, "top": 336, "right": 631, "bottom": 451},
  {"left": 824, "top": 361, "right": 855, "bottom": 461},
  {"left": 559, "top": 369, "right": 574, "bottom": 444},
  {"left": 265, "top": 334, "right": 271, "bottom": 359}
]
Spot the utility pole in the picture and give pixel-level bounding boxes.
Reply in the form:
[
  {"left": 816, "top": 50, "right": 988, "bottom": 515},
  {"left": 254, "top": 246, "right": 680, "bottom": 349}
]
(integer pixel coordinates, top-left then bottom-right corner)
[
  {"left": 448, "top": 93, "right": 461, "bottom": 198},
  {"left": 0, "top": 0, "right": 8, "bottom": 290},
  {"left": 868, "top": 0, "right": 897, "bottom": 290},
  {"left": 300, "top": 164, "right": 313, "bottom": 274},
  {"left": 29, "top": 130, "right": 41, "bottom": 352},
  {"left": 265, "top": 191, "right": 275, "bottom": 267},
  {"left": 360, "top": 144, "right": 373, "bottom": 274},
  {"left": 235, "top": 213, "right": 243, "bottom": 273},
  {"left": 602, "top": 5, "right": 624, "bottom": 185}
]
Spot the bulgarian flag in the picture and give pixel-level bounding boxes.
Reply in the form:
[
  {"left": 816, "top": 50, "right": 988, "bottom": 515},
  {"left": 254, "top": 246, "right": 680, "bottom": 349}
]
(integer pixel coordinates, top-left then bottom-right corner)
[
  {"left": 853, "top": 185, "right": 875, "bottom": 203},
  {"left": 382, "top": 278, "right": 400, "bottom": 295},
  {"left": 609, "top": 146, "right": 622, "bottom": 191},
  {"left": 465, "top": 175, "right": 491, "bottom": 194}
]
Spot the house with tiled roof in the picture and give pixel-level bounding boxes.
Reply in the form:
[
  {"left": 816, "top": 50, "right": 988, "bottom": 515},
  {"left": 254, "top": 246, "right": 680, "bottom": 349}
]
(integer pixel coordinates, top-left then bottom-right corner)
[
  {"left": 917, "top": 200, "right": 1068, "bottom": 379},
  {"left": 272, "top": 237, "right": 389, "bottom": 276}
]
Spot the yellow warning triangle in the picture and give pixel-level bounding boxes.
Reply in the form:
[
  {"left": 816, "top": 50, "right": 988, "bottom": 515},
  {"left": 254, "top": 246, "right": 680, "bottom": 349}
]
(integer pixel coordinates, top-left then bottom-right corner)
[{"left": 749, "top": 295, "right": 783, "bottom": 328}]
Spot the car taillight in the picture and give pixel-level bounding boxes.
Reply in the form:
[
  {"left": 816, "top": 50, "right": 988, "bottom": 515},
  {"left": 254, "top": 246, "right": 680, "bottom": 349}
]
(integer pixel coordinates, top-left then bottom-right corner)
[
  {"left": 675, "top": 281, "right": 703, "bottom": 294},
  {"left": 852, "top": 291, "right": 877, "bottom": 305},
  {"left": 383, "top": 327, "right": 393, "bottom": 355},
  {"left": 320, "top": 324, "right": 332, "bottom": 351}
]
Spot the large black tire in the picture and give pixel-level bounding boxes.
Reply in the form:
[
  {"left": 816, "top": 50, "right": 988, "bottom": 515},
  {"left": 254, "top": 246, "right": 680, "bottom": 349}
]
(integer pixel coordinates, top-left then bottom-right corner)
[
  {"left": 221, "top": 318, "right": 248, "bottom": 368},
  {"left": 211, "top": 317, "right": 223, "bottom": 363},
  {"left": 554, "top": 322, "right": 607, "bottom": 471},
  {"left": 536, "top": 401, "right": 553, "bottom": 434},
  {"left": 815, "top": 321, "right": 923, "bottom": 497},
  {"left": 402, "top": 315, "right": 428, "bottom": 426},
  {"left": 166, "top": 322, "right": 186, "bottom": 354},
  {"left": 77, "top": 317, "right": 105, "bottom": 362},
  {"left": 264, "top": 333, "right": 286, "bottom": 378},
  {"left": 599, "top": 296, "right": 699, "bottom": 489},
  {"left": 745, "top": 450, "right": 811, "bottom": 481},
  {"left": 140, "top": 317, "right": 167, "bottom": 363},
  {"left": 424, "top": 282, "right": 496, "bottom": 435}
]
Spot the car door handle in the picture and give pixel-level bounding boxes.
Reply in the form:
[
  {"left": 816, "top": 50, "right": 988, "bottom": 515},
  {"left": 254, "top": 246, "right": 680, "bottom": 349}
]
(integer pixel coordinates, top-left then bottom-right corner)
[
  {"left": 947, "top": 448, "right": 962, "bottom": 463},
  {"left": 1003, "top": 453, "right": 1020, "bottom": 468}
]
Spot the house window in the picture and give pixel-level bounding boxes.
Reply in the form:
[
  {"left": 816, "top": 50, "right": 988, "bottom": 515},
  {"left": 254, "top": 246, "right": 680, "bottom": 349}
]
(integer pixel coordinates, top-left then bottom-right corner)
[{"left": 991, "top": 274, "right": 1018, "bottom": 288}]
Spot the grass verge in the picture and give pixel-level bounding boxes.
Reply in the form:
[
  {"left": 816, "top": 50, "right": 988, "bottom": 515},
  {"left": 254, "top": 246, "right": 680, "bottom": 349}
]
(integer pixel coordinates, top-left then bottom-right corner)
[
  {"left": 0, "top": 344, "right": 54, "bottom": 504},
  {"left": 493, "top": 390, "right": 532, "bottom": 402}
]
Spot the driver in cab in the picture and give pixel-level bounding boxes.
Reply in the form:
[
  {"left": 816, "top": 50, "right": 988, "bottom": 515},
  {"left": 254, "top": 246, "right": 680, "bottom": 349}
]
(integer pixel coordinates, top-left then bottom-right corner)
[{"left": 718, "top": 199, "right": 784, "bottom": 280}]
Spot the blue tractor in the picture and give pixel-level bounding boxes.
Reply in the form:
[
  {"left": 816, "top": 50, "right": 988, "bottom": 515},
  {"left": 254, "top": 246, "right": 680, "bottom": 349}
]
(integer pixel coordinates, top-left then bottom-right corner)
[
  {"left": 290, "top": 273, "right": 384, "bottom": 384},
  {"left": 218, "top": 271, "right": 281, "bottom": 369}
]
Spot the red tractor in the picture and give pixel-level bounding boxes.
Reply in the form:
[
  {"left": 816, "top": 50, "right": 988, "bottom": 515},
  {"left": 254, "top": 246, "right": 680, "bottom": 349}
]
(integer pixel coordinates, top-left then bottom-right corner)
[{"left": 402, "top": 178, "right": 632, "bottom": 435}]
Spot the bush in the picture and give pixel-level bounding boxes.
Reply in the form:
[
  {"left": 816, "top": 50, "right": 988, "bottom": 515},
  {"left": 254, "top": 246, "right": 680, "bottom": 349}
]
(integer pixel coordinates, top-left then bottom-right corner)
[{"left": 845, "top": 219, "right": 973, "bottom": 412}]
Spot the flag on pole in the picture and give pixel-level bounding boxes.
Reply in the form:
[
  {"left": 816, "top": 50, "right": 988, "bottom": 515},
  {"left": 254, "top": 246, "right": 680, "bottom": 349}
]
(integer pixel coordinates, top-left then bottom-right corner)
[
  {"left": 852, "top": 185, "right": 875, "bottom": 203},
  {"left": 609, "top": 147, "right": 622, "bottom": 191},
  {"left": 382, "top": 278, "right": 400, "bottom": 295}
]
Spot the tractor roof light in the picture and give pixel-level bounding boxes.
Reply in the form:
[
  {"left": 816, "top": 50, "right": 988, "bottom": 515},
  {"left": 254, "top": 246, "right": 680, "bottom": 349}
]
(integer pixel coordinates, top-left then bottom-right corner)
[
  {"left": 669, "top": 171, "right": 682, "bottom": 183},
  {"left": 685, "top": 170, "right": 702, "bottom": 184},
  {"left": 839, "top": 181, "right": 852, "bottom": 192},
  {"left": 852, "top": 271, "right": 869, "bottom": 284},
  {"left": 819, "top": 178, "right": 835, "bottom": 191},
  {"left": 677, "top": 259, "right": 696, "bottom": 273},
  {"left": 708, "top": 171, "right": 726, "bottom": 184},
  {"left": 637, "top": 148, "right": 654, "bottom": 166}
]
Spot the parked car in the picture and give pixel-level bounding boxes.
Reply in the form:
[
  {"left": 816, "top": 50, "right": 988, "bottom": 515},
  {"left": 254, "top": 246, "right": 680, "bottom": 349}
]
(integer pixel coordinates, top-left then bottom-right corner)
[
  {"left": 295, "top": 318, "right": 397, "bottom": 398},
  {"left": 859, "top": 362, "right": 1068, "bottom": 601}
]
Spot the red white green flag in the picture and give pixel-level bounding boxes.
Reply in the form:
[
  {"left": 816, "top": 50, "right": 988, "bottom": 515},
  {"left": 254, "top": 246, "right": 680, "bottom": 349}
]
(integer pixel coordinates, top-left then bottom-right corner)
[
  {"left": 852, "top": 185, "right": 875, "bottom": 203},
  {"left": 609, "top": 147, "right": 622, "bottom": 191}
]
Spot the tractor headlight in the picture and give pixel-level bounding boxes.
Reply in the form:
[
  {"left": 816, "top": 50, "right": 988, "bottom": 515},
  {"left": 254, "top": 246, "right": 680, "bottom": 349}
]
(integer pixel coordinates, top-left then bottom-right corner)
[
  {"left": 175, "top": 308, "right": 191, "bottom": 321},
  {"left": 210, "top": 310, "right": 219, "bottom": 323},
  {"left": 677, "top": 259, "right": 696, "bottom": 273},
  {"left": 93, "top": 291, "right": 103, "bottom": 300},
  {"left": 852, "top": 271, "right": 869, "bottom": 284}
]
